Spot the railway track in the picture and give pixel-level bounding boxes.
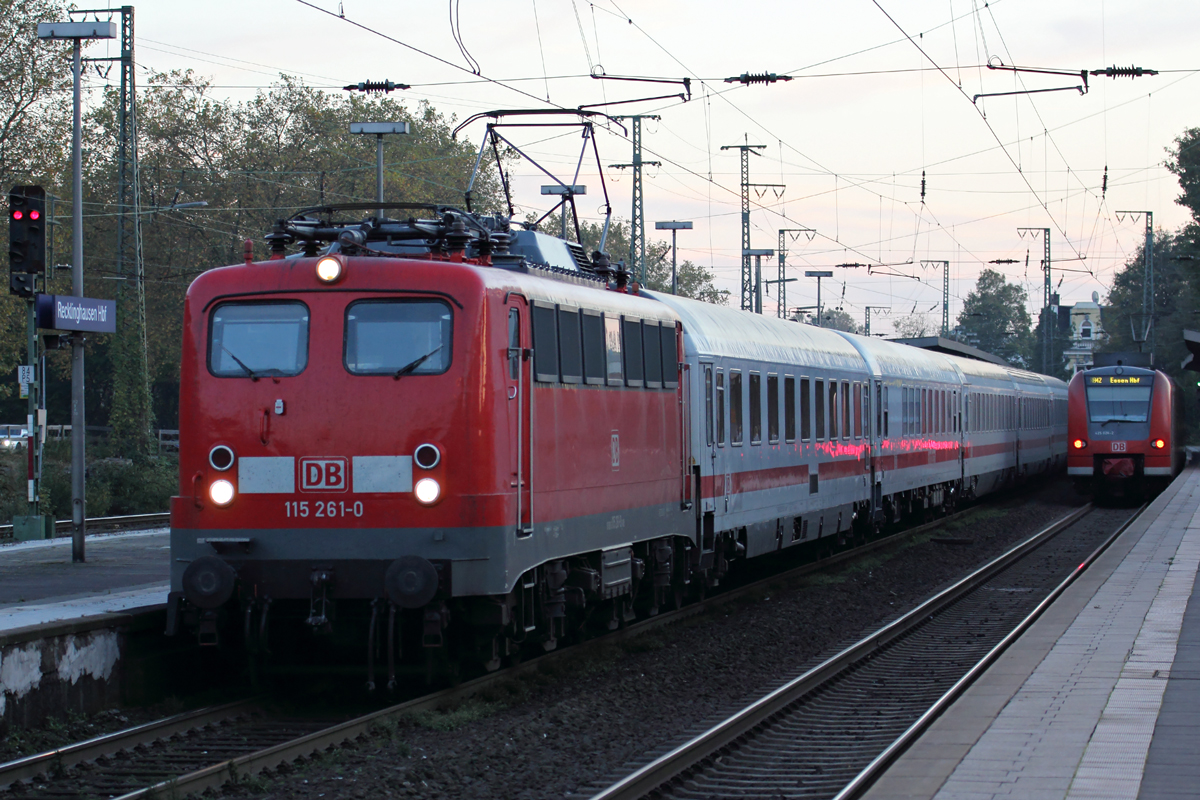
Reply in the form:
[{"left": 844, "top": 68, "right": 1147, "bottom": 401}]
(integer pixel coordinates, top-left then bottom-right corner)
[
  {"left": 586, "top": 503, "right": 1141, "bottom": 800},
  {"left": 0, "top": 512, "right": 169, "bottom": 539},
  {"left": 0, "top": 500, "right": 1092, "bottom": 800}
]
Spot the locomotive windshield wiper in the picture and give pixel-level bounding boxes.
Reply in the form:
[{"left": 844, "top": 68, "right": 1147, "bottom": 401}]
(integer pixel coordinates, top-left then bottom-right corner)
[
  {"left": 394, "top": 345, "right": 443, "bottom": 380},
  {"left": 222, "top": 346, "right": 259, "bottom": 380}
]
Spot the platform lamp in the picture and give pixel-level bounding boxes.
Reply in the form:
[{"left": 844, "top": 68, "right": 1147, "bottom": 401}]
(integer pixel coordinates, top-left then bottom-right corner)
[
  {"left": 38, "top": 18, "right": 117, "bottom": 562},
  {"left": 744, "top": 249, "right": 774, "bottom": 314},
  {"left": 805, "top": 270, "right": 834, "bottom": 326},
  {"left": 349, "top": 122, "right": 410, "bottom": 221},
  {"left": 655, "top": 221, "right": 692, "bottom": 295}
]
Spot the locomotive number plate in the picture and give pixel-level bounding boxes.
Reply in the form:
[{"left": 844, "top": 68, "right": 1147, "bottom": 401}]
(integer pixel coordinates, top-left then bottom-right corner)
[
  {"left": 1111, "top": 441, "right": 1126, "bottom": 452},
  {"left": 284, "top": 500, "right": 364, "bottom": 518}
]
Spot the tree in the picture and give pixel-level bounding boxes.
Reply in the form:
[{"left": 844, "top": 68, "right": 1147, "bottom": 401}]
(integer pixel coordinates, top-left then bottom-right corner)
[
  {"left": 812, "top": 308, "right": 862, "bottom": 333},
  {"left": 1165, "top": 127, "right": 1200, "bottom": 227},
  {"left": 891, "top": 314, "right": 934, "bottom": 338},
  {"left": 956, "top": 269, "right": 1034, "bottom": 367}
]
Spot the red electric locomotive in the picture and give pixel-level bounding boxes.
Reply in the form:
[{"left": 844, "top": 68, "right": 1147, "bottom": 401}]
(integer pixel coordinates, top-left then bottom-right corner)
[{"left": 1067, "top": 365, "right": 1183, "bottom": 498}]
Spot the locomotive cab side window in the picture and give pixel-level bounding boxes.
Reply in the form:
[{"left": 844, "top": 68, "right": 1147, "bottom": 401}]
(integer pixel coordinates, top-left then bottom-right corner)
[
  {"left": 344, "top": 299, "right": 452, "bottom": 377},
  {"left": 581, "top": 309, "right": 605, "bottom": 385},
  {"left": 211, "top": 301, "right": 310, "bottom": 378},
  {"left": 507, "top": 308, "right": 520, "bottom": 380}
]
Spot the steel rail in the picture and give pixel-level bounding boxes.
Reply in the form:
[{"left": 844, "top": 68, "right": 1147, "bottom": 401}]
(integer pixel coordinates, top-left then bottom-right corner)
[
  {"left": 0, "top": 498, "right": 1060, "bottom": 798},
  {"left": 0, "top": 511, "right": 169, "bottom": 537},
  {"left": 0, "top": 700, "right": 256, "bottom": 789},
  {"left": 833, "top": 503, "right": 1144, "bottom": 799},
  {"left": 587, "top": 503, "right": 1095, "bottom": 800}
]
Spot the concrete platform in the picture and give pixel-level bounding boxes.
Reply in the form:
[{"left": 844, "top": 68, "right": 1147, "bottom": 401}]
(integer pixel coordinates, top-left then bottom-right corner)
[{"left": 865, "top": 466, "right": 1200, "bottom": 800}]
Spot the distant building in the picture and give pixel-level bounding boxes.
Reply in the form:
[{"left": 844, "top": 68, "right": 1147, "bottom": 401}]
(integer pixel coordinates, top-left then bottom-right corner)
[{"left": 1061, "top": 292, "right": 1106, "bottom": 373}]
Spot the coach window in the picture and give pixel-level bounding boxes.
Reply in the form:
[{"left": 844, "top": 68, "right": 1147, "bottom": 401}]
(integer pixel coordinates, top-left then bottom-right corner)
[
  {"left": 801, "top": 378, "right": 812, "bottom": 441},
  {"left": 842, "top": 381, "right": 851, "bottom": 440},
  {"left": 716, "top": 370, "right": 726, "bottom": 446},
  {"left": 660, "top": 324, "right": 679, "bottom": 389},
  {"left": 784, "top": 376, "right": 796, "bottom": 443},
  {"left": 530, "top": 302, "right": 559, "bottom": 382},
  {"left": 939, "top": 390, "right": 946, "bottom": 434},
  {"left": 343, "top": 300, "right": 453, "bottom": 378},
  {"left": 768, "top": 374, "right": 780, "bottom": 444},
  {"left": 882, "top": 386, "right": 889, "bottom": 438},
  {"left": 623, "top": 317, "right": 644, "bottom": 387},
  {"left": 604, "top": 315, "right": 623, "bottom": 385},
  {"left": 212, "top": 301, "right": 309, "bottom": 378},
  {"left": 558, "top": 307, "right": 583, "bottom": 384},
  {"left": 814, "top": 379, "right": 825, "bottom": 440},
  {"left": 730, "top": 371, "right": 744, "bottom": 445},
  {"left": 581, "top": 310, "right": 605, "bottom": 385},
  {"left": 705, "top": 366, "right": 714, "bottom": 445},
  {"left": 749, "top": 372, "right": 762, "bottom": 444},
  {"left": 643, "top": 321, "right": 663, "bottom": 389},
  {"left": 853, "top": 383, "right": 862, "bottom": 438},
  {"left": 828, "top": 381, "right": 839, "bottom": 439}
]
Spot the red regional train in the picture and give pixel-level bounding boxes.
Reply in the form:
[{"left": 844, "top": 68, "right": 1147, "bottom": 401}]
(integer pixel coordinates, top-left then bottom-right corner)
[
  {"left": 1067, "top": 365, "right": 1183, "bottom": 499},
  {"left": 166, "top": 202, "right": 1068, "bottom": 683}
]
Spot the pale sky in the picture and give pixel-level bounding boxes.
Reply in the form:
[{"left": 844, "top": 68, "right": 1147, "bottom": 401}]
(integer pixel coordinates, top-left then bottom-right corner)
[{"left": 67, "top": 0, "right": 1200, "bottom": 335}]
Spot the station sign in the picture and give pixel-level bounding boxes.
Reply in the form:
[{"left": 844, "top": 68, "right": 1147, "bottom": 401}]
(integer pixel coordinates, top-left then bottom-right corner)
[
  {"left": 1087, "top": 375, "right": 1147, "bottom": 386},
  {"left": 34, "top": 294, "right": 116, "bottom": 333}
]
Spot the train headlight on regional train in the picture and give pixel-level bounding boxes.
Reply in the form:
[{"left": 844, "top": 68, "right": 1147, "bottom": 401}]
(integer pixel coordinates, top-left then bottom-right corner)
[
  {"left": 315, "top": 256, "right": 344, "bottom": 283},
  {"left": 209, "top": 479, "right": 235, "bottom": 506},
  {"left": 414, "top": 477, "right": 441, "bottom": 505},
  {"left": 1072, "top": 439, "right": 1087, "bottom": 449},
  {"left": 1151, "top": 438, "right": 1166, "bottom": 449}
]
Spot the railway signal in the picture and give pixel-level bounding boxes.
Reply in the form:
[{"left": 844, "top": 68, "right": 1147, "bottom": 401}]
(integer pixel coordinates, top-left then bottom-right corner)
[{"left": 8, "top": 186, "right": 46, "bottom": 297}]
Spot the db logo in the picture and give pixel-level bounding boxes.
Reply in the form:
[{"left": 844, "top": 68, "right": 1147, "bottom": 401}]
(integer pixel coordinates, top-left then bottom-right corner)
[
  {"left": 300, "top": 457, "right": 348, "bottom": 492},
  {"left": 1111, "top": 441, "right": 1127, "bottom": 452}
]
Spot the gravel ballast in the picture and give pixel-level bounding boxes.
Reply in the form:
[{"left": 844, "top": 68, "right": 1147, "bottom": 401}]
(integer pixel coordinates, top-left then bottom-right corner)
[{"left": 213, "top": 479, "right": 1089, "bottom": 800}]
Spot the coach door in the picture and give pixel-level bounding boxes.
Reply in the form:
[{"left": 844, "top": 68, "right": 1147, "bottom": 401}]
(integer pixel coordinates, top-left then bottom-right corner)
[
  {"left": 871, "top": 381, "right": 884, "bottom": 515},
  {"left": 507, "top": 302, "right": 533, "bottom": 536}
]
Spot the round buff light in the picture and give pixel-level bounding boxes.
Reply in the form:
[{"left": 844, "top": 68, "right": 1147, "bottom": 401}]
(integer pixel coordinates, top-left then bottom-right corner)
[
  {"left": 414, "top": 477, "right": 441, "bottom": 505},
  {"left": 210, "top": 479, "right": 235, "bottom": 506},
  {"left": 315, "top": 256, "right": 343, "bottom": 283},
  {"left": 1152, "top": 438, "right": 1166, "bottom": 449},
  {"left": 1072, "top": 439, "right": 1087, "bottom": 449}
]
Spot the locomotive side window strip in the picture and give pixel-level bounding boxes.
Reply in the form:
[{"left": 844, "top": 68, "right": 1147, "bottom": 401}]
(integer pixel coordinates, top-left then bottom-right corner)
[
  {"left": 622, "top": 317, "right": 644, "bottom": 387},
  {"left": 581, "top": 309, "right": 605, "bottom": 385},
  {"left": 784, "top": 376, "right": 795, "bottom": 443},
  {"left": 660, "top": 325, "right": 679, "bottom": 389},
  {"left": 800, "top": 378, "right": 811, "bottom": 441},
  {"left": 643, "top": 321, "right": 663, "bottom": 389},
  {"left": 604, "top": 315, "right": 623, "bottom": 385},
  {"left": 557, "top": 307, "right": 583, "bottom": 384},
  {"left": 749, "top": 372, "right": 762, "bottom": 444},
  {"left": 344, "top": 299, "right": 452, "bottom": 377},
  {"left": 730, "top": 370, "right": 744, "bottom": 445},
  {"left": 210, "top": 301, "right": 310, "bottom": 378},
  {"left": 531, "top": 301, "right": 559, "bottom": 383}
]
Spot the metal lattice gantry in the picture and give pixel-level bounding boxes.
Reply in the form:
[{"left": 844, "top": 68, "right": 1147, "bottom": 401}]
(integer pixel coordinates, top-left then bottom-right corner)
[
  {"left": 610, "top": 115, "right": 660, "bottom": 283},
  {"left": 1018, "top": 227, "right": 1052, "bottom": 372},
  {"left": 721, "top": 138, "right": 782, "bottom": 311},
  {"left": 921, "top": 260, "right": 950, "bottom": 336},
  {"left": 1116, "top": 210, "right": 1155, "bottom": 359},
  {"left": 776, "top": 228, "right": 814, "bottom": 319}
]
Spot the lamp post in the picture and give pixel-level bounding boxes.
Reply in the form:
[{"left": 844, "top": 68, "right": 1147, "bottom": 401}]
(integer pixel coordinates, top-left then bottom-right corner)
[
  {"left": 805, "top": 270, "right": 834, "bottom": 326},
  {"left": 38, "top": 18, "right": 117, "bottom": 563},
  {"left": 655, "top": 221, "right": 692, "bottom": 295},
  {"left": 349, "top": 122, "right": 410, "bottom": 220}
]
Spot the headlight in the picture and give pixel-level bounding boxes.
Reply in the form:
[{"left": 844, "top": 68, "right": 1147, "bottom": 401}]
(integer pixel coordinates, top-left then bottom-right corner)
[
  {"left": 1072, "top": 439, "right": 1087, "bottom": 449},
  {"left": 414, "top": 477, "right": 441, "bottom": 505},
  {"left": 315, "top": 256, "right": 344, "bottom": 283},
  {"left": 210, "top": 479, "right": 235, "bottom": 506}
]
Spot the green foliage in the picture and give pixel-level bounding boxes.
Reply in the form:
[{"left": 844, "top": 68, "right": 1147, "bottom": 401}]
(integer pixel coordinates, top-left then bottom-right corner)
[
  {"left": 891, "top": 314, "right": 934, "bottom": 338},
  {"left": 1165, "top": 127, "right": 1200, "bottom": 225},
  {"left": 812, "top": 308, "right": 862, "bottom": 333},
  {"left": 956, "top": 269, "right": 1034, "bottom": 367}
]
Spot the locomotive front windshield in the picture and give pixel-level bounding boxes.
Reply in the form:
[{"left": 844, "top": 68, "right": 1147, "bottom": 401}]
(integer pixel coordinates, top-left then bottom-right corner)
[
  {"left": 344, "top": 299, "right": 452, "bottom": 375},
  {"left": 209, "top": 302, "right": 309, "bottom": 377},
  {"left": 1086, "top": 385, "right": 1152, "bottom": 423}
]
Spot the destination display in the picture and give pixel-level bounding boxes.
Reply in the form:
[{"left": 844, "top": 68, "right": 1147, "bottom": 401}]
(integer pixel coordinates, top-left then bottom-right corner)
[
  {"left": 1087, "top": 375, "right": 1147, "bottom": 386},
  {"left": 34, "top": 293, "right": 117, "bottom": 333}
]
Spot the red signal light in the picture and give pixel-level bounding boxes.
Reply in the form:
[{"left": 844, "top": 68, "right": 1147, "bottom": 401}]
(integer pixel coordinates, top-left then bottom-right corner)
[
  {"left": 29, "top": 210, "right": 39, "bottom": 220},
  {"left": 12, "top": 210, "right": 22, "bottom": 220},
  {"left": 1072, "top": 439, "right": 1087, "bottom": 449}
]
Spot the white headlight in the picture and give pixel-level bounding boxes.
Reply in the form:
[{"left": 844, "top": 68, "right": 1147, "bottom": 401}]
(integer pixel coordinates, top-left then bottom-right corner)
[
  {"left": 414, "top": 477, "right": 441, "bottom": 505},
  {"left": 210, "top": 479, "right": 235, "bottom": 506},
  {"left": 315, "top": 256, "right": 343, "bottom": 283}
]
